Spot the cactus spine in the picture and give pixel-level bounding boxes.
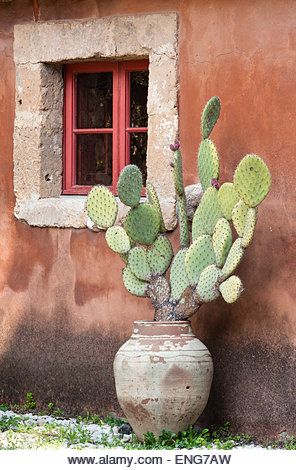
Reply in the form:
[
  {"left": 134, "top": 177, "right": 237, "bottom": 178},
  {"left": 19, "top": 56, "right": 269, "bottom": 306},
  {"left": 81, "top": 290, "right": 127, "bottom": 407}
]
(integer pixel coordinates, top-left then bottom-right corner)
[{"left": 86, "top": 97, "right": 271, "bottom": 322}]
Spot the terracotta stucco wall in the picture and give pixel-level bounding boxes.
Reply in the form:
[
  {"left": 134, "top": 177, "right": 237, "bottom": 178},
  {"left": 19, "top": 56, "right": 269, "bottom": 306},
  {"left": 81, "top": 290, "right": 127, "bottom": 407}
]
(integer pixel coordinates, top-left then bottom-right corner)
[{"left": 0, "top": 0, "right": 295, "bottom": 438}]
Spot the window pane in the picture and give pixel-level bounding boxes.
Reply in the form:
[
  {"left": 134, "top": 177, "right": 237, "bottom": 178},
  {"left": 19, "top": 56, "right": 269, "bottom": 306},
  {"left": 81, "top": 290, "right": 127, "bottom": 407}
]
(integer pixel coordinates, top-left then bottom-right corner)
[
  {"left": 130, "top": 132, "right": 147, "bottom": 185},
  {"left": 130, "top": 71, "right": 148, "bottom": 128},
  {"left": 76, "top": 73, "right": 113, "bottom": 129},
  {"left": 76, "top": 134, "right": 112, "bottom": 186}
]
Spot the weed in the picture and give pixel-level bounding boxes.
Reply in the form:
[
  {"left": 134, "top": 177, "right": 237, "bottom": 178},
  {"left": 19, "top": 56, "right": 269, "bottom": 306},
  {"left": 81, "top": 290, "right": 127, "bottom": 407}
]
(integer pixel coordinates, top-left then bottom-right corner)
[
  {"left": 0, "top": 403, "right": 9, "bottom": 412},
  {"left": 24, "top": 392, "right": 36, "bottom": 411},
  {"left": 52, "top": 408, "right": 65, "bottom": 417},
  {"left": 58, "top": 425, "right": 91, "bottom": 446},
  {"left": 0, "top": 415, "right": 21, "bottom": 432},
  {"left": 47, "top": 402, "right": 54, "bottom": 413},
  {"left": 284, "top": 437, "right": 296, "bottom": 450},
  {"left": 103, "top": 414, "right": 126, "bottom": 427},
  {"left": 126, "top": 424, "right": 255, "bottom": 450},
  {"left": 42, "top": 402, "right": 65, "bottom": 417},
  {"left": 76, "top": 412, "right": 104, "bottom": 426}
]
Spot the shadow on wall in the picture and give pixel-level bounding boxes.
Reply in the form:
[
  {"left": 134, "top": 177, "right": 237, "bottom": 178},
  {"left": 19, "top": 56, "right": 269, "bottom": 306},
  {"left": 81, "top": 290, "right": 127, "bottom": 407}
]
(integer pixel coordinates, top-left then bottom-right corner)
[
  {"left": 197, "top": 328, "right": 296, "bottom": 439},
  {"left": 0, "top": 296, "right": 295, "bottom": 437},
  {"left": 0, "top": 303, "right": 124, "bottom": 416}
]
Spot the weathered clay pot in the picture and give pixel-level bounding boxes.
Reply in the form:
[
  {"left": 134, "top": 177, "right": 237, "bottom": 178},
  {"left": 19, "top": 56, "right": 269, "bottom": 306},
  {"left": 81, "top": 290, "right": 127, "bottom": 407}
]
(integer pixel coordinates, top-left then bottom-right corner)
[{"left": 113, "top": 320, "right": 213, "bottom": 441}]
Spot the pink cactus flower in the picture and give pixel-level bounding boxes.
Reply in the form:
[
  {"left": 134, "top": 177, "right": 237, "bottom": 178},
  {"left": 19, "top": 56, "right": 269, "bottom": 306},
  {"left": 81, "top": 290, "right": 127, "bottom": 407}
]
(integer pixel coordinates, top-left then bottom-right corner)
[
  {"left": 169, "top": 139, "right": 180, "bottom": 152},
  {"left": 211, "top": 178, "right": 220, "bottom": 189}
]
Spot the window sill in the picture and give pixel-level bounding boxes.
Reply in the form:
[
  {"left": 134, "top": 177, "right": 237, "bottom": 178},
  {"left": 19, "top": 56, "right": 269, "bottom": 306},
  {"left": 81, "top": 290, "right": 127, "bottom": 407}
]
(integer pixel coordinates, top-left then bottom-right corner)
[{"left": 14, "top": 195, "right": 177, "bottom": 231}]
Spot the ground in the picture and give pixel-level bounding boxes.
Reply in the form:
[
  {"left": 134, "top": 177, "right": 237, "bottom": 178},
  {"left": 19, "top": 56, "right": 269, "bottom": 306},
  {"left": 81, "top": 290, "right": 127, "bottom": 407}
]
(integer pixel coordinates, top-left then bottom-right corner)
[{"left": 0, "top": 402, "right": 295, "bottom": 450}]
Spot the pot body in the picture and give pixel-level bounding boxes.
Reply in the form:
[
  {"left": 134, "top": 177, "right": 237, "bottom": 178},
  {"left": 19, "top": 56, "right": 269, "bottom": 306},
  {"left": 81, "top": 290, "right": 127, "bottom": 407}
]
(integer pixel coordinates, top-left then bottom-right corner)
[{"left": 113, "top": 321, "right": 213, "bottom": 441}]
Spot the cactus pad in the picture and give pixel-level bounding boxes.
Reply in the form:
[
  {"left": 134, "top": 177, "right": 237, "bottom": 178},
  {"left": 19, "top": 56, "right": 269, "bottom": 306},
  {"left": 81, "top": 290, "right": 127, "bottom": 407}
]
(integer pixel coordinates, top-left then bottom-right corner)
[
  {"left": 196, "top": 264, "right": 221, "bottom": 302},
  {"left": 201, "top": 96, "right": 221, "bottom": 139},
  {"left": 196, "top": 187, "right": 223, "bottom": 235},
  {"left": 117, "top": 164, "right": 143, "bottom": 207},
  {"left": 221, "top": 238, "right": 244, "bottom": 281},
  {"left": 170, "top": 249, "right": 190, "bottom": 301},
  {"left": 212, "top": 218, "right": 232, "bottom": 267},
  {"left": 124, "top": 203, "right": 160, "bottom": 245},
  {"left": 128, "top": 247, "right": 152, "bottom": 281},
  {"left": 198, "top": 139, "right": 220, "bottom": 191},
  {"left": 232, "top": 199, "right": 249, "bottom": 237},
  {"left": 192, "top": 210, "right": 207, "bottom": 241},
  {"left": 218, "top": 182, "right": 240, "bottom": 220},
  {"left": 185, "top": 235, "right": 216, "bottom": 285},
  {"left": 173, "top": 150, "right": 185, "bottom": 196},
  {"left": 86, "top": 186, "right": 118, "bottom": 229},
  {"left": 177, "top": 194, "right": 190, "bottom": 247},
  {"left": 242, "top": 208, "right": 258, "bottom": 248},
  {"left": 219, "top": 275, "right": 244, "bottom": 303},
  {"left": 233, "top": 154, "right": 271, "bottom": 207},
  {"left": 147, "top": 235, "right": 174, "bottom": 275},
  {"left": 122, "top": 266, "right": 148, "bottom": 297},
  {"left": 146, "top": 182, "right": 166, "bottom": 232},
  {"left": 105, "top": 226, "right": 131, "bottom": 254}
]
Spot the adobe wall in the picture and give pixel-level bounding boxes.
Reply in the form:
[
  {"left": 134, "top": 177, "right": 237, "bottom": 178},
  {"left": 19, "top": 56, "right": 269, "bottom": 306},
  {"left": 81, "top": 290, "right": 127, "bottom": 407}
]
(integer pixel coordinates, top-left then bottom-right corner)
[{"left": 0, "top": 0, "right": 295, "bottom": 438}]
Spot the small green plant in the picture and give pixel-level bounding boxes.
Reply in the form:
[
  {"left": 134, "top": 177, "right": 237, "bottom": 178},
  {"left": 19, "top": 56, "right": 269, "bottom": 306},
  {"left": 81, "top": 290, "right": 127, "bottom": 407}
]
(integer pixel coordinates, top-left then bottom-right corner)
[
  {"left": 86, "top": 97, "right": 271, "bottom": 322},
  {"left": 283, "top": 437, "right": 296, "bottom": 450},
  {"left": 58, "top": 425, "right": 91, "bottom": 446},
  {"left": 0, "top": 415, "right": 20, "bottom": 432},
  {"left": 0, "top": 403, "right": 9, "bottom": 411},
  {"left": 126, "top": 424, "right": 254, "bottom": 450},
  {"left": 24, "top": 392, "right": 36, "bottom": 411},
  {"left": 76, "top": 412, "right": 104, "bottom": 425},
  {"left": 103, "top": 414, "right": 126, "bottom": 427},
  {"left": 47, "top": 402, "right": 54, "bottom": 413}
]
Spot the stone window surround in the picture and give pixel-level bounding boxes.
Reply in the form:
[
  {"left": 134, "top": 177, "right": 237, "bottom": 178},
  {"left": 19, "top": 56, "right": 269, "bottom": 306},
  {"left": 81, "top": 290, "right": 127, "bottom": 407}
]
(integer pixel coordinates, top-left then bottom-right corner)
[{"left": 13, "top": 13, "right": 179, "bottom": 229}]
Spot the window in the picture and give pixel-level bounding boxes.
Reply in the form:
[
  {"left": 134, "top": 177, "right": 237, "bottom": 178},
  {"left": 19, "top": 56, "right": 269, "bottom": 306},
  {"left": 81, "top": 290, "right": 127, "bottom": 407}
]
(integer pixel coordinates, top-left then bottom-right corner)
[
  {"left": 63, "top": 60, "right": 149, "bottom": 195},
  {"left": 13, "top": 13, "right": 178, "bottom": 229}
]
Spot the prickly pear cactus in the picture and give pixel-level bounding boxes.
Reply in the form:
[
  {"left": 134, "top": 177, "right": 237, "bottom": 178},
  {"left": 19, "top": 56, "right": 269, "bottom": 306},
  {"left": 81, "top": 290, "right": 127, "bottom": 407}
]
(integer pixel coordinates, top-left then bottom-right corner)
[
  {"left": 86, "top": 97, "right": 271, "bottom": 322},
  {"left": 232, "top": 199, "right": 249, "bottom": 237},
  {"left": 147, "top": 236, "right": 173, "bottom": 275},
  {"left": 128, "top": 247, "right": 152, "bottom": 281},
  {"left": 146, "top": 183, "right": 166, "bottom": 232},
  {"left": 106, "top": 226, "right": 131, "bottom": 254},
  {"left": 117, "top": 164, "right": 143, "bottom": 207},
  {"left": 212, "top": 218, "right": 232, "bottom": 268},
  {"left": 234, "top": 155, "right": 271, "bottom": 207},
  {"left": 218, "top": 183, "right": 240, "bottom": 220},
  {"left": 219, "top": 276, "right": 244, "bottom": 303},
  {"left": 170, "top": 249, "right": 190, "bottom": 301},
  {"left": 185, "top": 235, "right": 215, "bottom": 285},
  {"left": 122, "top": 266, "right": 149, "bottom": 297},
  {"left": 86, "top": 186, "right": 118, "bottom": 229},
  {"left": 198, "top": 139, "right": 220, "bottom": 191},
  {"left": 196, "top": 265, "right": 221, "bottom": 302},
  {"left": 124, "top": 203, "right": 160, "bottom": 245},
  {"left": 201, "top": 96, "right": 221, "bottom": 139}
]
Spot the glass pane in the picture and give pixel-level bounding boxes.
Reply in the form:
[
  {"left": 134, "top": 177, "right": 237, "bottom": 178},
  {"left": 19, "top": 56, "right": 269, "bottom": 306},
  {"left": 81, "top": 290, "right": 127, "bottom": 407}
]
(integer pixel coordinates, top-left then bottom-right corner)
[
  {"left": 76, "top": 72, "right": 112, "bottom": 129},
  {"left": 76, "top": 134, "right": 112, "bottom": 186},
  {"left": 130, "top": 132, "right": 147, "bottom": 185},
  {"left": 130, "top": 71, "right": 148, "bottom": 128}
]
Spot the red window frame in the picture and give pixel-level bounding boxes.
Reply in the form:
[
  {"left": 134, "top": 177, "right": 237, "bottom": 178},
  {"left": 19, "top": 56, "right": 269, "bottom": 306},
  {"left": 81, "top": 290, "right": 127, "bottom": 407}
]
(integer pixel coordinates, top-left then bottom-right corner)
[{"left": 63, "top": 60, "right": 149, "bottom": 195}]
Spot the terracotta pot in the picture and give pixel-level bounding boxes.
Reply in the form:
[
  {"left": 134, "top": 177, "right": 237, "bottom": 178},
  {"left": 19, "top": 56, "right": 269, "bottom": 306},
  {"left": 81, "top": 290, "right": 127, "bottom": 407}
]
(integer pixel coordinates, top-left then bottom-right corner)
[{"left": 113, "top": 320, "right": 213, "bottom": 441}]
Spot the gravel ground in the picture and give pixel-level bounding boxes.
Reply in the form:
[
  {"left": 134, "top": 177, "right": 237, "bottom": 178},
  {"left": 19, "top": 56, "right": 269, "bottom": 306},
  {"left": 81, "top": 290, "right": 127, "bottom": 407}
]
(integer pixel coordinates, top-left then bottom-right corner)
[
  {"left": 0, "top": 410, "right": 293, "bottom": 451},
  {"left": 0, "top": 410, "right": 131, "bottom": 450}
]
